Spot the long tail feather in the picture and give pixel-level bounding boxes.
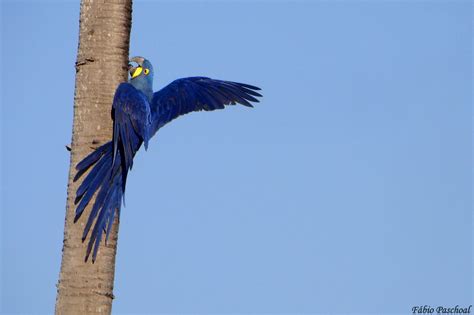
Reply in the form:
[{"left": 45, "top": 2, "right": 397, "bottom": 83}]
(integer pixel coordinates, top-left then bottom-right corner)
[
  {"left": 74, "top": 142, "right": 112, "bottom": 181},
  {"left": 74, "top": 141, "right": 127, "bottom": 262}
]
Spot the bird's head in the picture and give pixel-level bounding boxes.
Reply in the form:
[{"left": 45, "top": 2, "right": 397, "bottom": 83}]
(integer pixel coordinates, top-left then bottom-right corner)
[{"left": 128, "top": 56, "right": 154, "bottom": 88}]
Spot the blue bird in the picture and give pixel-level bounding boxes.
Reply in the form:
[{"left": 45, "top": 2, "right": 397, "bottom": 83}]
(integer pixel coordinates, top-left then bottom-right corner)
[{"left": 73, "top": 56, "right": 262, "bottom": 262}]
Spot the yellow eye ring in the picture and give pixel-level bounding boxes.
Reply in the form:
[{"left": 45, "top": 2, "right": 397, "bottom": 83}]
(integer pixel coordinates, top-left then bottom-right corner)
[{"left": 144, "top": 68, "right": 150, "bottom": 75}]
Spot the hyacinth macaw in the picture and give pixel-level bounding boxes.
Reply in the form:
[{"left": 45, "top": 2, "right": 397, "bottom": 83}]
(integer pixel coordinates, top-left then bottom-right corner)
[{"left": 73, "top": 56, "right": 262, "bottom": 262}]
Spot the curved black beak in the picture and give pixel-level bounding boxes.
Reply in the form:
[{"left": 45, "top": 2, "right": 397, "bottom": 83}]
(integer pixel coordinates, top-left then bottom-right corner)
[{"left": 128, "top": 64, "right": 138, "bottom": 77}]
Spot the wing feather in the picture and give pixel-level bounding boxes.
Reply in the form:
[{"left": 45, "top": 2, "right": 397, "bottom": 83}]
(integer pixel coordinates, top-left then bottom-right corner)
[
  {"left": 112, "top": 83, "right": 151, "bottom": 170},
  {"left": 150, "top": 77, "right": 262, "bottom": 134}
]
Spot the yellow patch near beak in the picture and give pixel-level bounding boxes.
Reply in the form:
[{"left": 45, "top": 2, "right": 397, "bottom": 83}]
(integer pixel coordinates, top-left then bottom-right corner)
[{"left": 131, "top": 66, "right": 143, "bottom": 78}]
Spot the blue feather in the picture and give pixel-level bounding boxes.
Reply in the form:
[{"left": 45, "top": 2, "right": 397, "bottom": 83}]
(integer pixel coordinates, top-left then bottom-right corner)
[
  {"left": 75, "top": 152, "right": 110, "bottom": 202},
  {"left": 74, "top": 57, "right": 262, "bottom": 262},
  {"left": 74, "top": 142, "right": 111, "bottom": 182},
  {"left": 74, "top": 155, "right": 111, "bottom": 220}
]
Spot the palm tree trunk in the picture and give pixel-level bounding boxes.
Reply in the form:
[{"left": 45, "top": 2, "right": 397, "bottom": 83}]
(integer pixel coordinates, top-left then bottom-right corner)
[{"left": 55, "top": 0, "right": 132, "bottom": 313}]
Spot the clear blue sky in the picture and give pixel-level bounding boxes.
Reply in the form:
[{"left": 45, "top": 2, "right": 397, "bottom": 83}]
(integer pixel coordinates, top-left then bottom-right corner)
[{"left": 1, "top": 1, "right": 472, "bottom": 314}]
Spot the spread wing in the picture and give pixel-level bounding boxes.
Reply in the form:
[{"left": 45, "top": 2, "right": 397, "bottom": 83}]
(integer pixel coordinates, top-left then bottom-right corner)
[
  {"left": 112, "top": 82, "right": 151, "bottom": 176},
  {"left": 150, "top": 77, "right": 262, "bottom": 134}
]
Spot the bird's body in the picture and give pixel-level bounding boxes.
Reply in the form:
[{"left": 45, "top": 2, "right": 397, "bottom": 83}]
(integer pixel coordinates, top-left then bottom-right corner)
[{"left": 73, "top": 57, "right": 262, "bottom": 262}]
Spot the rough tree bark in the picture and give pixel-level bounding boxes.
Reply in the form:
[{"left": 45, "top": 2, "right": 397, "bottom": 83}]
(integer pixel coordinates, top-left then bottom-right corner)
[{"left": 55, "top": 0, "right": 132, "bottom": 313}]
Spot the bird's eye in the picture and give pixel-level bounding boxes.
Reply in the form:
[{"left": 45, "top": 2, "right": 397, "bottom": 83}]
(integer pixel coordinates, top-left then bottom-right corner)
[{"left": 144, "top": 68, "right": 150, "bottom": 75}]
